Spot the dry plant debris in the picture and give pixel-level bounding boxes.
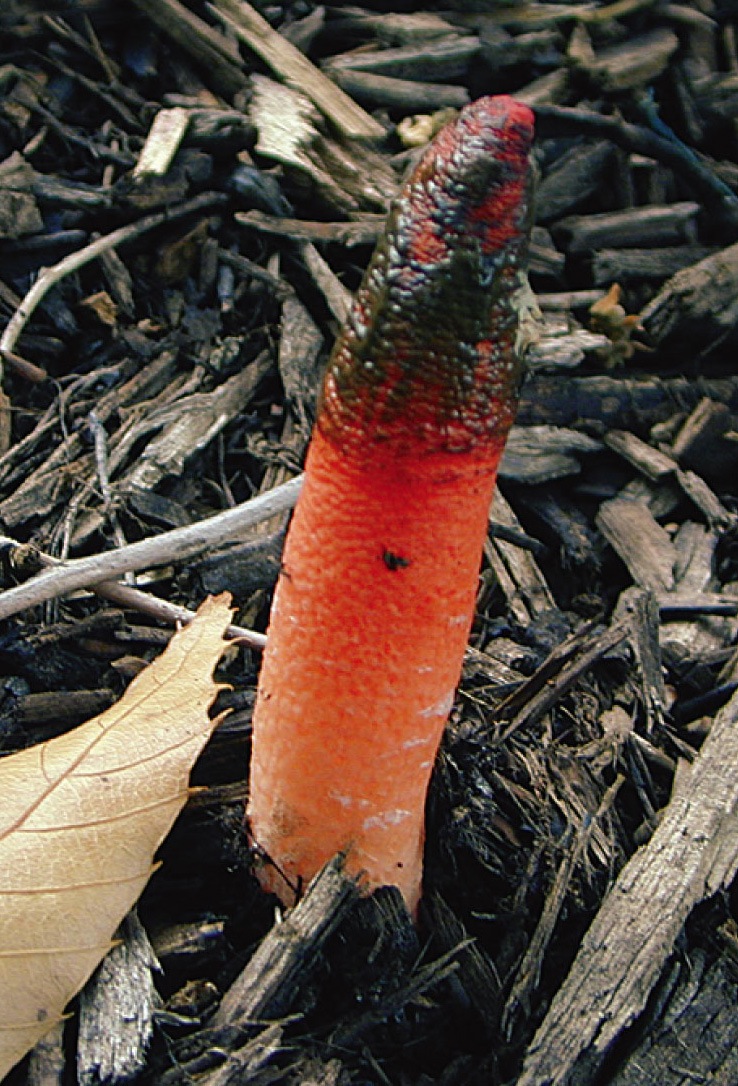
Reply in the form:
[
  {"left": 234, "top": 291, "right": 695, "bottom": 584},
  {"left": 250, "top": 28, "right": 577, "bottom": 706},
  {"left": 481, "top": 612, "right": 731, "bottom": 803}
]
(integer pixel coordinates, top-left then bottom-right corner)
[
  {"left": 0, "top": 594, "right": 232, "bottom": 1080},
  {"left": 1, "top": 2, "right": 738, "bottom": 1085}
]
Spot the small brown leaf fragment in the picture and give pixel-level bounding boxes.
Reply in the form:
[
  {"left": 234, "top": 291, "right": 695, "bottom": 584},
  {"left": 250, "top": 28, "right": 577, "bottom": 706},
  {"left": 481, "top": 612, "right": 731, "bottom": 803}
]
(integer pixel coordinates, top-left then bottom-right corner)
[
  {"left": 79, "top": 290, "right": 119, "bottom": 327},
  {"left": 0, "top": 594, "right": 234, "bottom": 1080}
]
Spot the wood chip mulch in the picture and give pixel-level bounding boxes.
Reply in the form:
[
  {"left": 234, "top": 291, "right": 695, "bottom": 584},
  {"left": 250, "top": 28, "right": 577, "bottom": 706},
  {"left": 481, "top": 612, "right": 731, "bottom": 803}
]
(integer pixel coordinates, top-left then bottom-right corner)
[{"left": 2, "top": 2, "right": 738, "bottom": 1085}]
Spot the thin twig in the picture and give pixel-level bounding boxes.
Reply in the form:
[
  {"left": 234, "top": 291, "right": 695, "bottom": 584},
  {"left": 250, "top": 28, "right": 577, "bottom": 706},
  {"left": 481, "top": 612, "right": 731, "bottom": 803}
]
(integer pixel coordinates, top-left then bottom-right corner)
[
  {"left": 86, "top": 580, "right": 267, "bottom": 649},
  {"left": 0, "top": 475, "right": 302, "bottom": 621},
  {"left": 88, "top": 409, "right": 129, "bottom": 555},
  {"left": 0, "top": 191, "right": 227, "bottom": 379}
]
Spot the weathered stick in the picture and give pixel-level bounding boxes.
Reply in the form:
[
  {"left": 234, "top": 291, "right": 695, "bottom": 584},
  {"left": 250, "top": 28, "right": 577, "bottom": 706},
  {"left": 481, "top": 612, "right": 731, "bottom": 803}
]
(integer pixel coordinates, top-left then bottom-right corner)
[
  {"left": 0, "top": 477, "right": 302, "bottom": 621},
  {"left": 518, "top": 669, "right": 738, "bottom": 1086}
]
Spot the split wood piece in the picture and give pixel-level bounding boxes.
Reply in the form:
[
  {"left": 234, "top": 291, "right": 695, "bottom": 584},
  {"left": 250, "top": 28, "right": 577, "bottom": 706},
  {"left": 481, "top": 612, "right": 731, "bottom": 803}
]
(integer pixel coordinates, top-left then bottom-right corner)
[
  {"left": 609, "top": 954, "right": 738, "bottom": 1086},
  {"left": 212, "top": 854, "right": 360, "bottom": 1029},
  {"left": 537, "top": 291, "right": 604, "bottom": 311},
  {"left": 0, "top": 190, "right": 226, "bottom": 383},
  {"left": 322, "top": 34, "right": 479, "bottom": 82},
  {"left": 487, "top": 521, "right": 547, "bottom": 560},
  {"left": 526, "top": 325, "right": 610, "bottom": 372},
  {"left": 185, "top": 780, "right": 251, "bottom": 812},
  {"left": 535, "top": 140, "right": 614, "bottom": 224},
  {"left": 500, "top": 424, "right": 601, "bottom": 485},
  {"left": 672, "top": 396, "right": 731, "bottom": 461},
  {"left": 480, "top": 24, "right": 560, "bottom": 72},
  {"left": 574, "top": 27, "right": 679, "bottom": 92},
  {"left": 132, "top": 106, "right": 190, "bottom": 178},
  {"left": 77, "top": 913, "right": 159, "bottom": 1086},
  {"left": 612, "top": 587, "right": 667, "bottom": 727},
  {"left": 10, "top": 689, "right": 115, "bottom": 731},
  {"left": 573, "top": 0, "right": 709, "bottom": 26},
  {"left": 484, "top": 487, "right": 556, "bottom": 626},
  {"left": 465, "top": 640, "right": 530, "bottom": 690},
  {"left": 671, "top": 395, "right": 738, "bottom": 486},
  {"left": 248, "top": 75, "right": 391, "bottom": 215},
  {"left": 208, "top": 0, "right": 384, "bottom": 142},
  {"left": 26, "top": 1024, "right": 65, "bottom": 1086},
  {"left": 235, "top": 208, "right": 384, "bottom": 246},
  {"left": 0, "top": 535, "right": 268, "bottom": 648},
  {"left": 494, "top": 620, "right": 629, "bottom": 744},
  {"left": 600, "top": 428, "right": 732, "bottom": 527},
  {"left": 28, "top": 609, "right": 127, "bottom": 646},
  {"left": 639, "top": 239, "right": 738, "bottom": 349},
  {"left": 100, "top": 246, "right": 136, "bottom": 317},
  {"left": 696, "top": 70, "right": 738, "bottom": 126},
  {"left": 0, "top": 271, "right": 21, "bottom": 311},
  {"left": 517, "top": 675, "right": 738, "bottom": 1086},
  {"left": 596, "top": 498, "right": 677, "bottom": 594},
  {"left": 0, "top": 476, "right": 302, "bottom": 621},
  {"left": 661, "top": 520, "right": 738, "bottom": 664},
  {"left": 528, "top": 234, "right": 566, "bottom": 280},
  {"left": 129, "top": 0, "right": 247, "bottom": 97},
  {"left": 518, "top": 375, "right": 738, "bottom": 430},
  {"left": 71, "top": 351, "right": 274, "bottom": 547},
  {"left": 298, "top": 240, "right": 353, "bottom": 324},
  {"left": 675, "top": 467, "right": 734, "bottom": 530},
  {"left": 513, "top": 70, "right": 568, "bottom": 109},
  {"left": 554, "top": 202, "right": 700, "bottom": 254},
  {"left": 276, "top": 290, "right": 324, "bottom": 436},
  {"left": 182, "top": 106, "right": 254, "bottom": 148},
  {"left": 613, "top": 475, "right": 676, "bottom": 527},
  {"left": 327, "top": 10, "right": 459, "bottom": 43},
  {"left": 0, "top": 366, "right": 119, "bottom": 490},
  {"left": 327, "top": 69, "right": 469, "bottom": 112},
  {"left": 600, "top": 467, "right": 737, "bottom": 667},
  {"left": 603, "top": 429, "right": 678, "bottom": 482},
  {"left": 0, "top": 350, "right": 180, "bottom": 530},
  {"left": 612, "top": 466, "right": 724, "bottom": 534},
  {"left": 672, "top": 521, "right": 722, "bottom": 595},
  {"left": 515, "top": 490, "right": 595, "bottom": 570},
  {"left": 0, "top": 150, "right": 43, "bottom": 239},
  {"left": 2, "top": 226, "right": 83, "bottom": 267},
  {"left": 593, "top": 245, "right": 716, "bottom": 286},
  {"left": 195, "top": 531, "right": 283, "bottom": 603}
]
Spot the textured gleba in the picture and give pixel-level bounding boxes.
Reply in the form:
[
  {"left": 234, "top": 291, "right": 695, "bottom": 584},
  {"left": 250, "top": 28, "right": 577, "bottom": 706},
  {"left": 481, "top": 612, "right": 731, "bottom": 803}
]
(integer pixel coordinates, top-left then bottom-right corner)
[{"left": 247, "top": 96, "right": 535, "bottom": 915}]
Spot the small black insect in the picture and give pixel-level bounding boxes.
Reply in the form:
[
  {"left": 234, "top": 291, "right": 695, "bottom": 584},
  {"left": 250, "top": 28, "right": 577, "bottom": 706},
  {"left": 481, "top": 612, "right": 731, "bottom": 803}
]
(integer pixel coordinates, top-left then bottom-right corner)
[{"left": 382, "top": 548, "right": 411, "bottom": 571}]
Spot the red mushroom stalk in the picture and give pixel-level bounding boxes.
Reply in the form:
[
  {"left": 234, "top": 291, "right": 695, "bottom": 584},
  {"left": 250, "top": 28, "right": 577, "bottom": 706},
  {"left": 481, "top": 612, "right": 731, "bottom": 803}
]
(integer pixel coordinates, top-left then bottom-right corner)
[{"left": 247, "top": 96, "right": 535, "bottom": 914}]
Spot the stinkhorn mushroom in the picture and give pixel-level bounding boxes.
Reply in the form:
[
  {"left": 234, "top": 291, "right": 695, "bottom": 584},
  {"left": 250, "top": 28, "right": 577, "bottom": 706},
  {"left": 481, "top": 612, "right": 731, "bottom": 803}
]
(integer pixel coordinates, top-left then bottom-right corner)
[{"left": 247, "top": 95, "right": 535, "bottom": 914}]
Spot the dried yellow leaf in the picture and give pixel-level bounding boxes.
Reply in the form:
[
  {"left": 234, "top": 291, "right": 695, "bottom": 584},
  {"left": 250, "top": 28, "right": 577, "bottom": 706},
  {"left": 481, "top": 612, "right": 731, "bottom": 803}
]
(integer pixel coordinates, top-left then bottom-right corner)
[{"left": 0, "top": 594, "right": 233, "bottom": 1079}]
